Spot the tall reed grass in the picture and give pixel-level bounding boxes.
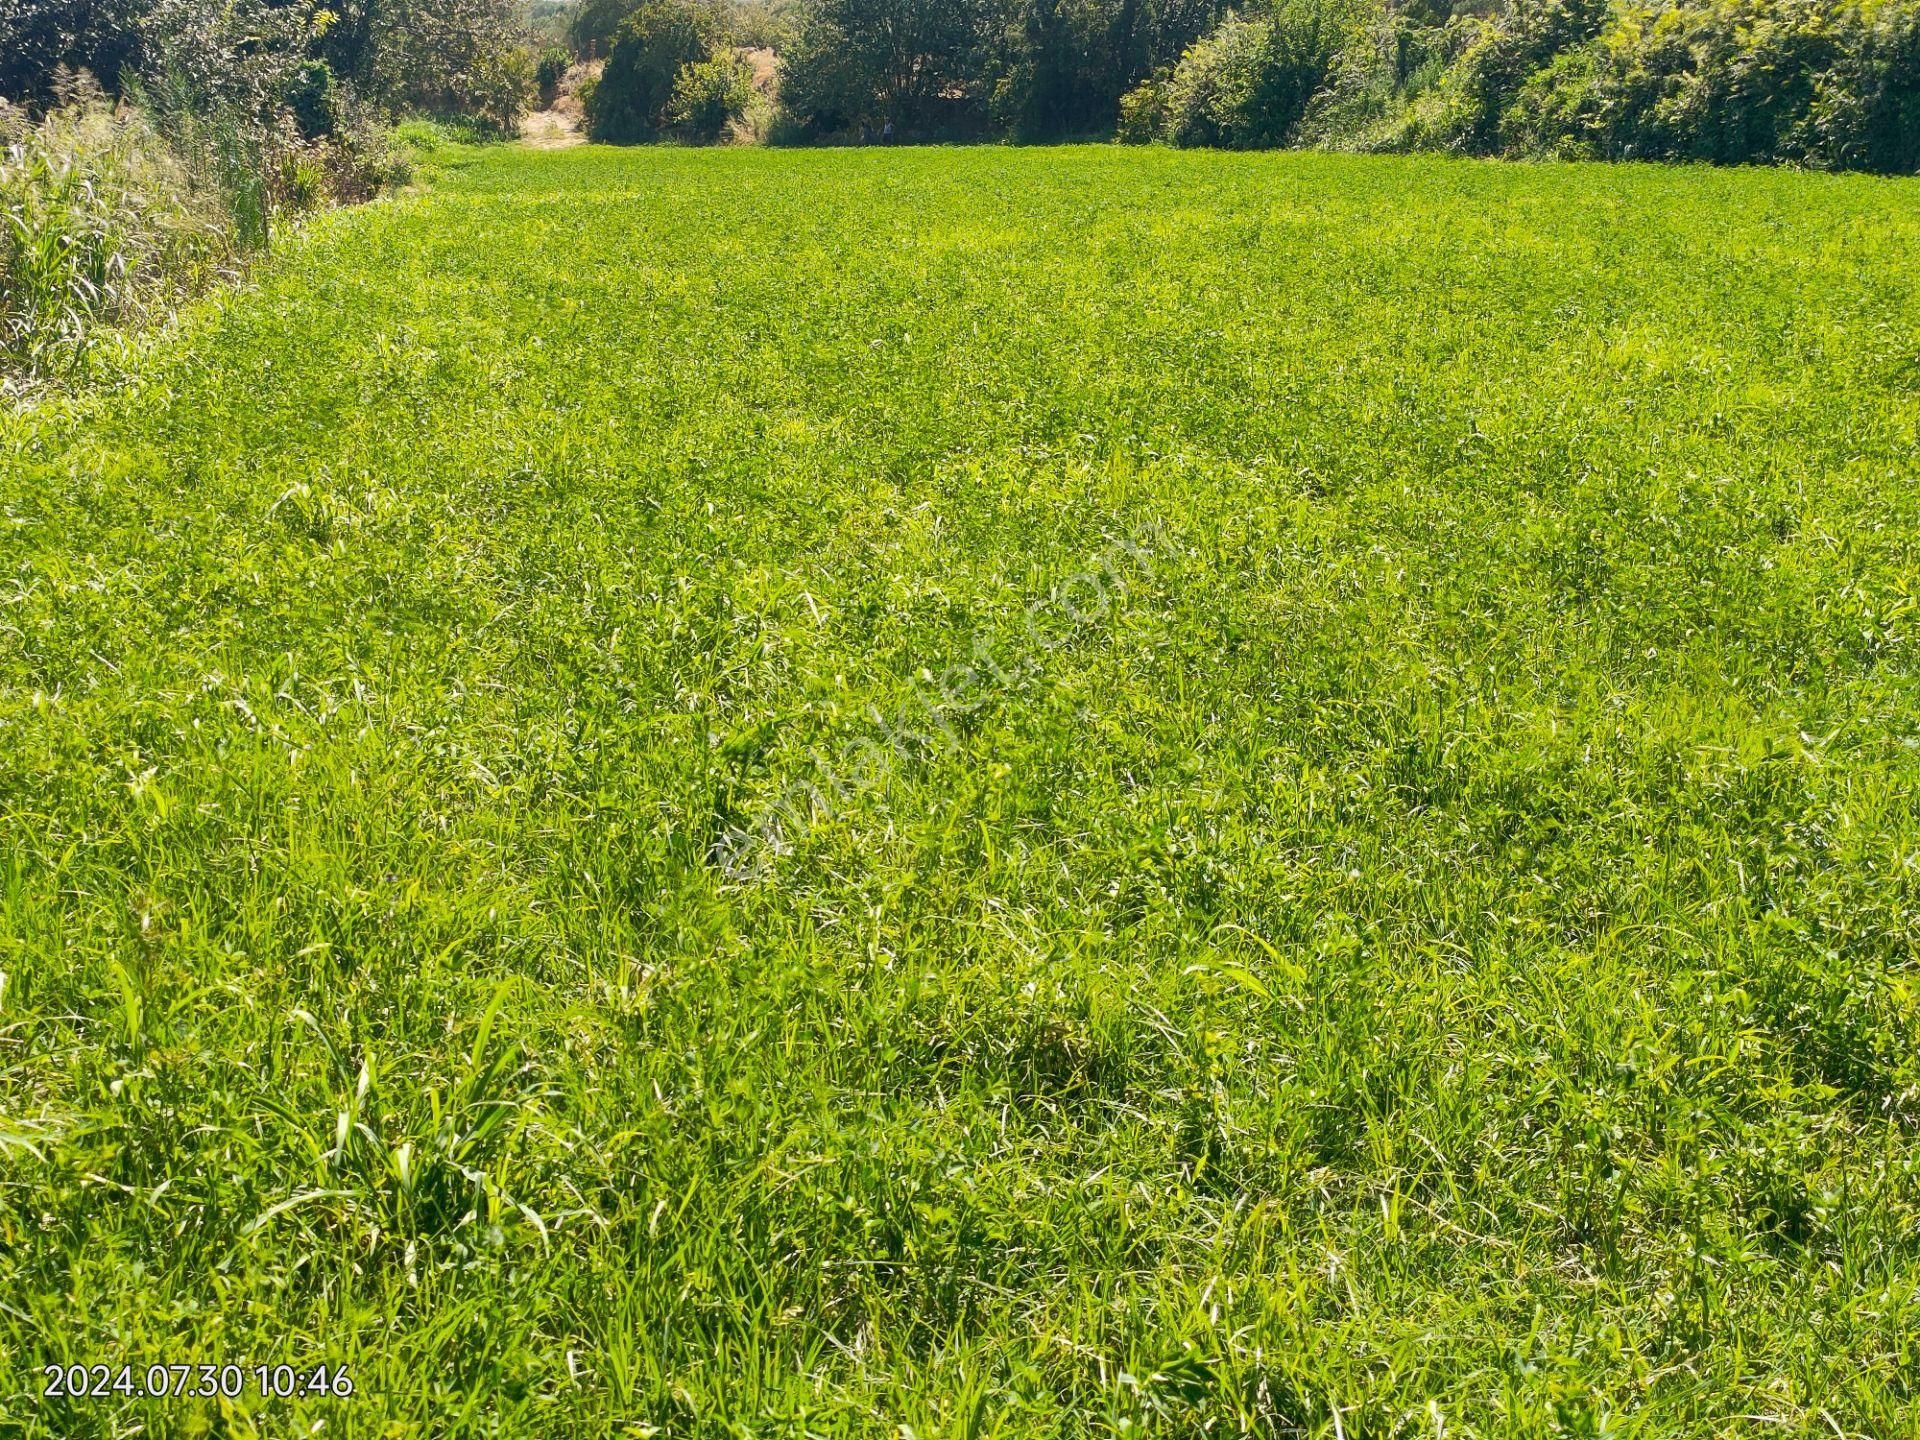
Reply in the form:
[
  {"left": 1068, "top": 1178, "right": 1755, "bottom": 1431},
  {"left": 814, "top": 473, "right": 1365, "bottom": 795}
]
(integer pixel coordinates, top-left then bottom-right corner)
[
  {"left": 1, "top": 72, "right": 407, "bottom": 389},
  {"left": 1, "top": 78, "right": 228, "bottom": 381}
]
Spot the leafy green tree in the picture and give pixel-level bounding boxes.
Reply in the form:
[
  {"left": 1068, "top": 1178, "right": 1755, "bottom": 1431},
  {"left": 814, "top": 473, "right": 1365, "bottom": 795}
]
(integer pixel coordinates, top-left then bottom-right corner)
[
  {"left": 775, "top": 0, "right": 1230, "bottom": 142},
  {"left": 0, "top": 0, "right": 154, "bottom": 103},
  {"left": 985, "top": 0, "right": 1232, "bottom": 139},
  {"left": 568, "top": 0, "right": 636, "bottom": 56},
  {"left": 585, "top": 0, "right": 723, "bottom": 139},
  {"left": 355, "top": 0, "right": 533, "bottom": 129},
  {"left": 778, "top": 0, "right": 993, "bottom": 134},
  {"left": 669, "top": 49, "right": 752, "bottom": 137},
  {"left": 141, "top": 0, "right": 319, "bottom": 119}
]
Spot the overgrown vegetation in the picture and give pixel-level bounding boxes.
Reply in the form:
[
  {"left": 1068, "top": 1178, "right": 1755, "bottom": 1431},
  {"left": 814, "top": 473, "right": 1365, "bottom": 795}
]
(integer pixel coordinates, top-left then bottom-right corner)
[
  {"left": 776, "top": 0, "right": 1234, "bottom": 140},
  {"left": 1119, "top": 3, "right": 1360, "bottom": 147},
  {"left": 1265, "top": 0, "right": 1920, "bottom": 168},
  {"left": 583, "top": 0, "right": 735, "bottom": 139},
  {"left": 1, "top": 0, "right": 539, "bottom": 384},
  {"left": 1, "top": 74, "right": 407, "bottom": 384},
  {"left": 1128, "top": 0, "right": 1920, "bottom": 169},
  {"left": 554, "top": 0, "right": 1920, "bottom": 168},
  {"left": 1, "top": 81, "right": 228, "bottom": 377},
  {"left": 4, "top": 141, "right": 1918, "bottom": 1436}
]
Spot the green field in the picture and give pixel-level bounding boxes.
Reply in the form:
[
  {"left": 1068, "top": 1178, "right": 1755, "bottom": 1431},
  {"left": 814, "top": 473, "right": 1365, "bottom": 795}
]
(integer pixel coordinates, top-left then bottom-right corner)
[{"left": 4, "top": 143, "right": 1920, "bottom": 1437}]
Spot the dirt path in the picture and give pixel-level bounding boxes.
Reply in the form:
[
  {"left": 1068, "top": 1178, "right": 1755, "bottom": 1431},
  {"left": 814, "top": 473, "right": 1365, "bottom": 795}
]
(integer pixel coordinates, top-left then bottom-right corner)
[
  {"left": 520, "top": 104, "right": 584, "bottom": 149},
  {"left": 520, "top": 61, "right": 594, "bottom": 149}
]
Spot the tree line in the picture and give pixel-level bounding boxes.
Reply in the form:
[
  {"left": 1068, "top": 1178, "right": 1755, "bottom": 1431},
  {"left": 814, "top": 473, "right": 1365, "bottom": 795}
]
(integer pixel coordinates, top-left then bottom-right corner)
[
  {"left": 2, "top": 0, "right": 536, "bottom": 129},
  {"left": 8, "top": 0, "right": 1912, "bottom": 171},
  {"left": 579, "top": 0, "right": 1918, "bottom": 171}
]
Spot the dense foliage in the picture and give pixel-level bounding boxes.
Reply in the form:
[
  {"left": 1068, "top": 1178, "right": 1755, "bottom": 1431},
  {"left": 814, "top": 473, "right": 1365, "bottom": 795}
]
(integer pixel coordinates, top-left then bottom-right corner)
[
  {"left": 583, "top": 0, "right": 733, "bottom": 139},
  {"left": 0, "top": 0, "right": 152, "bottom": 103},
  {"left": 0, "top": 0, "right": 537, "bottom": 381},
  {"left": 774, "top": 0, "right": 1233, "bottom": 138},
  {"left": 1128, "top": 0, "right": 1920, "bottom": 170},
  {"left": 5, "top": 141, "right": 1919, "bottom": 1436},
  {"left": 669, "top": 50, "right": 756, "bottom": 137},
  {"left": 777, "top": 0, "right": 998, "bottom": 136},
  {"left": 1500, "top": 0, "right": 1920, "bottom": 169},
  {"left": 2, "top": 0, "right": 537, "bottom": 128},
  {"left": 676, "top": 0, "right": 1920, "bottom": 168},
  {"left": 1118, "top": 2, "right": 1358, "bottom": 146},
  {"left": 1, "top": 74, "right": 407, "bottom": 384}
]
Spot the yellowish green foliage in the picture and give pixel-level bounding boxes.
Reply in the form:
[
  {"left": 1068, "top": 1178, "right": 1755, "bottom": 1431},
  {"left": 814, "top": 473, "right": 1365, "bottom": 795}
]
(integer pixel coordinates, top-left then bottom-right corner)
[{"left": 1, "top": 87, "right": 232, "bottom": 381}]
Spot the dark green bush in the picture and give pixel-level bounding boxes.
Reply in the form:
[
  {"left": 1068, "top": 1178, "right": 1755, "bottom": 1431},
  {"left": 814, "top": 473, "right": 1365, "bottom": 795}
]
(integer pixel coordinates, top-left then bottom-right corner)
[
  {"left": 984, "top": 0, "right": 1235, "bottom": 141},
  {"left": 568, "top": 0, "right": 634, "bottom": 57},
  {"left": 1122, "top": 1, "right": 1356, "bottom": 147},
  {"left": 535, "top": 48, "right": 571, "bottom": 105},
  {"left": 289, "top": 60, "right": 341, "bottom": 139},
  {"left": 0, "top": 0, "right": 153, "bottom": 105},
  {"left": 1800, "top": 0, "right": 1920, "bottom": 170},
  {"left": 585, "top": 0, "right": 723, "bottom": 141}
]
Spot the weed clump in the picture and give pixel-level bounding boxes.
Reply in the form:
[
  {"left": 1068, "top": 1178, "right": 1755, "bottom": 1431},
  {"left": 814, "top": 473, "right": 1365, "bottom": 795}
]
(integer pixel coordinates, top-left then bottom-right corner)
[{"left": 0, "top": 74, "right": 405, "bottom": 387}]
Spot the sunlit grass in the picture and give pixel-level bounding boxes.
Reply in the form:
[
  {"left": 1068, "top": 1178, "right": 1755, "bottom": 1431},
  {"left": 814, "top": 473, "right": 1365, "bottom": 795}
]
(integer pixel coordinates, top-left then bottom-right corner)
[{"left": 2, "top": 143, "right": 1918, "bottom": 1437}]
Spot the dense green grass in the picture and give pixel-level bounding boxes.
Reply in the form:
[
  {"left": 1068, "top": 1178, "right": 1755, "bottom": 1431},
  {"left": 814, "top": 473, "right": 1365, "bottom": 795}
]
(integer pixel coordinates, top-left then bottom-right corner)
[{"left": 3, "top": 142, "right": 1919, "bottom": 1437}]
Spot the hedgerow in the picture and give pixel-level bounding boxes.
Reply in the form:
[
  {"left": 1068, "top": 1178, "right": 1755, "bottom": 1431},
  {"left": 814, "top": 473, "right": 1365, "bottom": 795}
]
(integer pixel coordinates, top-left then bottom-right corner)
[{"left": 1118, "top": 0, "right": 1920, "bottom": 170}]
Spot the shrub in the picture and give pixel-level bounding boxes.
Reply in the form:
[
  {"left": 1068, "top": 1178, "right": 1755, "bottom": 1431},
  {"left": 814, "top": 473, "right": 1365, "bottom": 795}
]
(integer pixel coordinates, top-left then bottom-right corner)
[
  {"left": 585, "top": 0, "right": 723, "bottom": 141},
  {"left": 289, "top": 60, "right": 342, "bottom": 139},
  {"left": 1234, "top": 0, "right": 1360, "bottom": 143},
  {"left": 1117, "top": 69, "right": 1172, "bottom": 141},
  {"left": 1131, "top": 3, "right": 1356, "bottom": 147},
  {"left": 1499, "top": 0, "right": 1904, "bottom": 166},
  {"left": 1160, "top": 15, "right": 1262, "bottom": 145},
  {"left": 1293, "top": 13, "right": 1452, "bottom": 149},
  {"left": 535, "top": 47, "right": 572, "bottom": 105},
  {"left": 132, "top": 69, "right": 276, "bottom": 247},
  {"left": 5, "top": 0, "right": 540, "bottom": 140},
  {"left": 1803, "top": 0, "right": 1920, "bottom": 171},
  {"left": 729, "top": 0, "right": 806, "bottom": 50},
  {"left": 1393, "top": 0, "right": 1608, "bottom": 153},
  {"left": 668, "top": 52, "right": 754, "bottom": 140}
]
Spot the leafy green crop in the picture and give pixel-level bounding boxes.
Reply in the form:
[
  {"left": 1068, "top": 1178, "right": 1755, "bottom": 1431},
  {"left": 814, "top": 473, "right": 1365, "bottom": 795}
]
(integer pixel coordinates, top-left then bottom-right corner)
[{"left": 2, "top": 143, "right": 1918, "bottom": 1437}]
